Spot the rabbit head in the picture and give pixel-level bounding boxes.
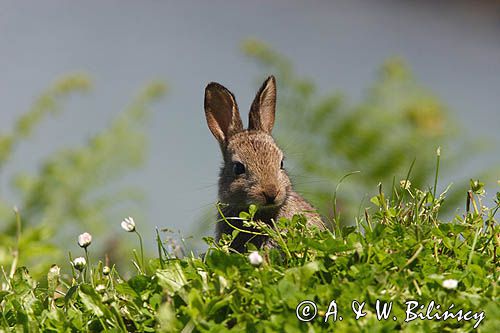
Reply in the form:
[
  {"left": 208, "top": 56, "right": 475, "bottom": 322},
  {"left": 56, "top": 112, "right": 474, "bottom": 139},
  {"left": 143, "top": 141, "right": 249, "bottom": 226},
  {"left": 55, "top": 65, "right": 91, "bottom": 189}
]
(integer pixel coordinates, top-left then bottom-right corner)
[{"left": 204, "top": 76, "right": 292, "bottom": 213}]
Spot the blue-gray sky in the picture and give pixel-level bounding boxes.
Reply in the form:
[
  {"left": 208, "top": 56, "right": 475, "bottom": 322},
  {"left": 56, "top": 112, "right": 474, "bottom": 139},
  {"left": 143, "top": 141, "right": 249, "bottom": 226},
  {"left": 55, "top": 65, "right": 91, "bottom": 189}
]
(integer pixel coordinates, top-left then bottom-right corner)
[{"left": 1, "top": 0, "right": 499, "bottom": 248}]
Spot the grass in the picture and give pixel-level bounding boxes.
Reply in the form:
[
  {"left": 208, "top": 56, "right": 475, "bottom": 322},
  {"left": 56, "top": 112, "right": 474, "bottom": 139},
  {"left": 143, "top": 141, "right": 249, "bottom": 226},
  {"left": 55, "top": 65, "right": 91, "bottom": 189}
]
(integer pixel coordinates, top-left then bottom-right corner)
[{"left": 0, "top": 175, "right": 499, "bottom": 332}]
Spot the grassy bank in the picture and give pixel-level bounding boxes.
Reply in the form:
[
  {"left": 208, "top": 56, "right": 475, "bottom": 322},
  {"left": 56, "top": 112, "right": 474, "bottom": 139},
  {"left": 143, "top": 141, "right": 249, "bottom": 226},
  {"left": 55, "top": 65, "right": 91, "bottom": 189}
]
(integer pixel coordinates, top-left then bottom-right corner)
[{"left": 1, "top": 178, "right": 499, "bottom": 332}]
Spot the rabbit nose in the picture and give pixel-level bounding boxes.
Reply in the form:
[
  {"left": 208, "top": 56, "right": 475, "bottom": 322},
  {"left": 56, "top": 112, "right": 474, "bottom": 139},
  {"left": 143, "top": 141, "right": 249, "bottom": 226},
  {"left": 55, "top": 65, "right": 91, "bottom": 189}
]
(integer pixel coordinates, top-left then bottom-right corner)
[{"left": 262, "top": 186, "right": 278, "bottom": 205}]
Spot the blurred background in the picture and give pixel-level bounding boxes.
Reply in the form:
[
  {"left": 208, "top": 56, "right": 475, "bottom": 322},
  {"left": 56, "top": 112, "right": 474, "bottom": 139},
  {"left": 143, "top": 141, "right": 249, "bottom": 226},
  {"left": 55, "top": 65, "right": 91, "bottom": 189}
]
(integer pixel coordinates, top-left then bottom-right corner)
[{"left": 1, "top": 0, "right": 499, "bottom": 273}]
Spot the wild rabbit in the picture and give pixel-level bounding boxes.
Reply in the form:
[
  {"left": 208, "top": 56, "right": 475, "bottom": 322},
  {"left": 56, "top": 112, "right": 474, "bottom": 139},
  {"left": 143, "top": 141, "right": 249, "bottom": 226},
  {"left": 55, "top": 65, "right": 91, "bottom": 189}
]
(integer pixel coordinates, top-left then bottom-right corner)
[{"left": 204, "top": 75, "right": 325, "bottom": 252}]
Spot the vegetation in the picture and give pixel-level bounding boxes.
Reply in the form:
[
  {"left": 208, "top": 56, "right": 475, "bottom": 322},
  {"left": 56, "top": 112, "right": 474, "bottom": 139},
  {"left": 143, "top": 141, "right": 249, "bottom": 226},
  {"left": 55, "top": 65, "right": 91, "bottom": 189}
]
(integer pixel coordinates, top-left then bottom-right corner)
[{"left": 0, "top": 173, "right": 498, "bottom": 331}]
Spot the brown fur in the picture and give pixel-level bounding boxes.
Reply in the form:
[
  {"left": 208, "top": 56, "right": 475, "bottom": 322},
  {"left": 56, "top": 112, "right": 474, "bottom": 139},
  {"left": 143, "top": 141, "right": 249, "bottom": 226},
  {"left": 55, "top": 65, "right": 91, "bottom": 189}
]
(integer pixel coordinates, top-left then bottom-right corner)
[{"left": 204, "top": 76, "right": 325, "bottom": 252}]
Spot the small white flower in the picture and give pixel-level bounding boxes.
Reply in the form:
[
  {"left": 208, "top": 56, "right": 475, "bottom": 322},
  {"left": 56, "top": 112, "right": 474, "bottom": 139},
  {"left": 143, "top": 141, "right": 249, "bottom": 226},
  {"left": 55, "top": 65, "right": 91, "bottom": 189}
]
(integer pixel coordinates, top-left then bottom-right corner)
[
  {"left": 47, "top": 264, "right": 60, "bottom": 289},
  {"left": 103, "top": 266, "right": 111, "bottom": 276},
  {"left": 95, "top": 284, "right": 106, "bottom": 294},
  {"left": 77, "top": 232, "right": 92, "bottom": 248},
  {"left": 248, "top": 251, "right": 263, "bottom": 267},
  {"left": 121, "top": 216, "right": 136, "bottom": 232},
  {"left": 48, "top": 264, "right": 61, "bottom": 276},
  {"left": 436, "top": 146, "right": 441, "bottom": 157},
  {"left": 442, "top": 279, "right": 458, "bottom": 289},
  {"left": 73, "top": 257, "right": 87, "bottom": 271}
]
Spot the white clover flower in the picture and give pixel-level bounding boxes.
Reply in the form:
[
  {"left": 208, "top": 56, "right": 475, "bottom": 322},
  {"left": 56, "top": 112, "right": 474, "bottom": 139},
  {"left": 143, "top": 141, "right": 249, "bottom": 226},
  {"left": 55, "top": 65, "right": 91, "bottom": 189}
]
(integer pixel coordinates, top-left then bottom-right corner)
[
  {"left": 77, "top": 232, "right": 92, "bottom": 248},
  {"left": 73, "top": 257, "right": 87, "bottom": 271},
  {"left": 248, "top": 251, "right": 263, "bottom": 267},
  {"left": 95, "top": 284, "right": 106, "bottom": 294},
  {"left": 103, "top": 266, "right": 111, "bottom": 276},
  {"left": 436, "top": 146, "right": 441, "bottom": 157},
  {"left": 442, "top": 279, "right": 458, "bottom": 289},
  {"left": 47, "top": 264, "right": 60, "bottom": 289},
  {"left": 121, "top": 216, "right": 136, "bottom": 232},
  {"left": 48, "top": 264, "right": 61, "bottom": 276}
]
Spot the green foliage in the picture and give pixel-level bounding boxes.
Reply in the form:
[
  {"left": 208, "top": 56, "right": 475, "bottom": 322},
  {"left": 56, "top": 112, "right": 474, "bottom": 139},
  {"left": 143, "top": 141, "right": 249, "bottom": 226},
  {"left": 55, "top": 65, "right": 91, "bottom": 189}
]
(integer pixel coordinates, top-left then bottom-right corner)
[
  {"left": 1, "top": 179, "right": 498, "bottom": 332},
  {"left": 0, "top": 75, "right": 166, "bottom": 277},
  {"left": 241, "top": 39, "right": 476, "bottom": 223}
]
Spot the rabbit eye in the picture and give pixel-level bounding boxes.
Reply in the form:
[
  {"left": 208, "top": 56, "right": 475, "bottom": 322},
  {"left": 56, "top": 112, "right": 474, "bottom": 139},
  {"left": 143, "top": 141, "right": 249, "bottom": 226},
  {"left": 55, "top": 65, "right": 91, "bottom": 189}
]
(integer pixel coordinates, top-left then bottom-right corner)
[
  {"left": 233, "top": 162, "right": 245, "bottom": 175},
  {"left": 280, "top": 159, "right": 284, "bottom": 169}
]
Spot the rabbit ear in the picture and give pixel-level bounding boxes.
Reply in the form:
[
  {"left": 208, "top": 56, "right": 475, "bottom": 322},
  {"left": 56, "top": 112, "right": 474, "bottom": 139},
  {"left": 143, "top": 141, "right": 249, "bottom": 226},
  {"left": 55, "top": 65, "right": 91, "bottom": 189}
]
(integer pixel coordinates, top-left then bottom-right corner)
[
  {"left": 248, "top": 75, "right": 276, "bottom": 134},
  {"left": 205, "top": 82, "right": 243, "bottom": 144}
]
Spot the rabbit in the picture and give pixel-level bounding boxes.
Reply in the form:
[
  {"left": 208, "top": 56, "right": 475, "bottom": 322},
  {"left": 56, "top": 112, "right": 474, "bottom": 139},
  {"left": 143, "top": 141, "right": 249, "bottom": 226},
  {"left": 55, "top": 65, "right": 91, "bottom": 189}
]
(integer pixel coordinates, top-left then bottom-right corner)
[{"left": 204, "top": 75, "right": 325, "bottom": 253}]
